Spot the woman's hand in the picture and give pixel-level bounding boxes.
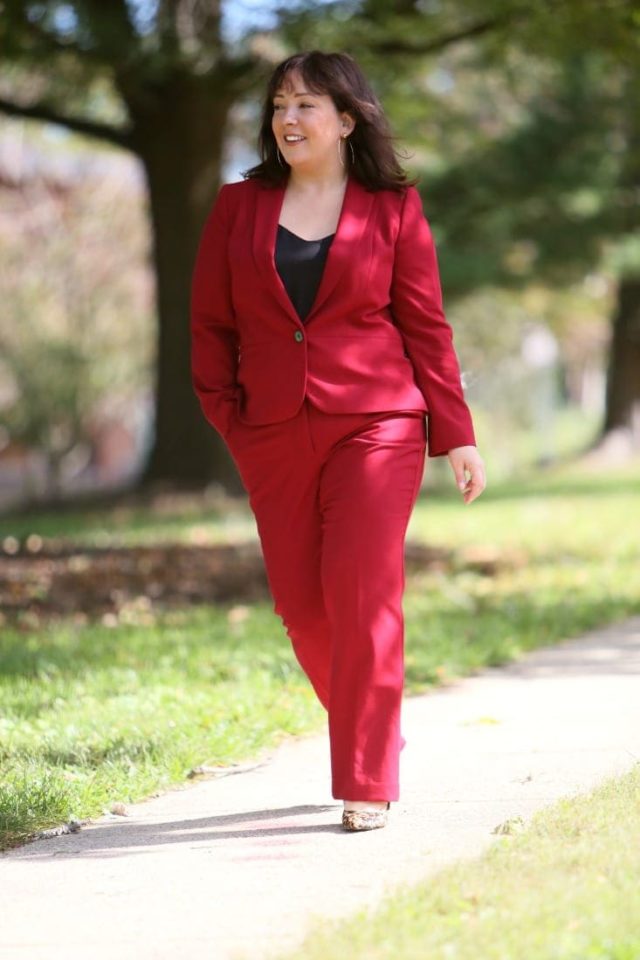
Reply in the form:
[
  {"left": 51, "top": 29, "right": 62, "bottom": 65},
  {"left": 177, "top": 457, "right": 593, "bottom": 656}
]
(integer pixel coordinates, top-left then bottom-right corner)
[{"left": 447, "top": 445, "right": 486, "bottom": 504}]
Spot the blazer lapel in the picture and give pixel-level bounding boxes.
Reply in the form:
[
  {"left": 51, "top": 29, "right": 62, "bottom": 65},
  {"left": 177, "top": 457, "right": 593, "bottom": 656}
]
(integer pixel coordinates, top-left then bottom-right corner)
[
  {"left": 252, "top": 179, "right": 300, "bottom": 325},
  {"left": 251, "top": 173, "right": 375, "bottom": 325},
  {"left": 308, "top": 175, "right": 374, "bottom": 321}
]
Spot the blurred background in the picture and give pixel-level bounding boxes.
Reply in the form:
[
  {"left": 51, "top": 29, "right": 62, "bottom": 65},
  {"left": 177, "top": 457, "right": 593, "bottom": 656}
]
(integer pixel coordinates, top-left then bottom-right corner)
[
  {"left": 1, "top": 0, "right": 638, "bottom": 510},
  {"left": 1, "top": 1, "right": 640, "bottom": 857}
]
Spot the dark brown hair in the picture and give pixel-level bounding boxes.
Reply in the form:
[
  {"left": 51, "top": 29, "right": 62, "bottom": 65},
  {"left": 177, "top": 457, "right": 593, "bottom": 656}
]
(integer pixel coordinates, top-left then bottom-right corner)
[{"left": 241, "top": 50, "right": 418, "bottom": 192}]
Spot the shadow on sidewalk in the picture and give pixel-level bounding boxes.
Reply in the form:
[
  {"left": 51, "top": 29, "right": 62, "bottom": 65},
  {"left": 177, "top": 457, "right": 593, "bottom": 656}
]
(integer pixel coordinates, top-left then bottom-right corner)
[{"left": 5, "top": 804, "right": 347, "bottom": 861}]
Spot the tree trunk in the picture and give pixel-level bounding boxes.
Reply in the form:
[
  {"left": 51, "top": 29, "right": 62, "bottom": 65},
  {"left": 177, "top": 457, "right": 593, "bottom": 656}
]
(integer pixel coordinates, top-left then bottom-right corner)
[
  {"left": 602, "top": 276, "right": 640, "bottom": 444},
  {"left": 601, "top": 67, "right": 640, "bottom": 449},
  {"left": 122, "top": 73, "right": 244, "bottom": 492}
]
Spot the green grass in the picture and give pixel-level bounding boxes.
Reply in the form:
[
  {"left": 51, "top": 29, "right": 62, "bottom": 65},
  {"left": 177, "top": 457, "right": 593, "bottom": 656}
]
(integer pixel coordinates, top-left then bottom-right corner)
[
  {"left": 403, "top": 458, "right": 640, "bottom": 688},
  {"left": 0, "top": 459, "right": 638, "bottom": 850},
  {"left": 0, "top": 605, "right": 325, "bottom": 849},
  {"left": 277, "top": 763, "right": 640, "bottom": 960},
  {"left": 0, "top": 494, "right": 256, "bottom": 546}
]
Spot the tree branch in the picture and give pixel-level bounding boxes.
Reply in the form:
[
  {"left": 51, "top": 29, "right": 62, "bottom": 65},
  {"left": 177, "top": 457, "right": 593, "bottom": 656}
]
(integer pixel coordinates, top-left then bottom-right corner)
[
  {"left": 371, "top": 13, "right": 520, "bottom": 56},
  {"left": 0, "top": 96, "right": 134, "bottom": 150},
  {"left": 0, "top": 0, "right": 139, "bottom": 70}
]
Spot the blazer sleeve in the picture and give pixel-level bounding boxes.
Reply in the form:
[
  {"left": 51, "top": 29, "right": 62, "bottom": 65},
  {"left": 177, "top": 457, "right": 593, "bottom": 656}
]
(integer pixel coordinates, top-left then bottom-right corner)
[
  {"left": 190, "top": 183, "right": 239, "bottom": 439},
  {"left": 390, "top": 185, "right": 476, "bottom": 457}
]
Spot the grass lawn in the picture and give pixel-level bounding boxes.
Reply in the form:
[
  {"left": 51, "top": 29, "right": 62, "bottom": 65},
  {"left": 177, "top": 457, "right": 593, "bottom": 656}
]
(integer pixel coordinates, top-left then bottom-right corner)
[
  {"left": 0, "top": 459, "right": 638, "bottom": 850},
  {"left": 278, "top": 762, "right": 640, "bottom": 960},
  {"left": 0, "top": 604, "right": 325, "bottom": 850}
]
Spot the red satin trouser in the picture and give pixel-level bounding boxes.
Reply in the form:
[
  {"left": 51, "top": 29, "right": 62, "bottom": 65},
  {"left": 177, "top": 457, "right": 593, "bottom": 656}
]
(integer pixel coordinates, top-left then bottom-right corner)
[{"left": 224, "top": 396, "right": 427, "bottom": 801}]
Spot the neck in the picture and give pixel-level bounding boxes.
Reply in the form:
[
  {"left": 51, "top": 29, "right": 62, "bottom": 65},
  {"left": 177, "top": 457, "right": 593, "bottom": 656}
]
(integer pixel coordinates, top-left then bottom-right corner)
[{"left": 286, "top": 166, "right": 349, "bottom": 192}]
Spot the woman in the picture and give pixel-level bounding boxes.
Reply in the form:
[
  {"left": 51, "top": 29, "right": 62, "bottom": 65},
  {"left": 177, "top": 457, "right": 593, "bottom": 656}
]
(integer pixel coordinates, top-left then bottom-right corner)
[{"left": 190, "top": 50, "right": 485, "bottom": 832}]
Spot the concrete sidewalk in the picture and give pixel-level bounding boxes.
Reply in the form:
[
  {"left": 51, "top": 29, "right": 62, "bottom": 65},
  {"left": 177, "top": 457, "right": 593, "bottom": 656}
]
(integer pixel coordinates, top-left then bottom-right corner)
[{"left": 2, "top": 616, "right": 639, "bottom": 960}]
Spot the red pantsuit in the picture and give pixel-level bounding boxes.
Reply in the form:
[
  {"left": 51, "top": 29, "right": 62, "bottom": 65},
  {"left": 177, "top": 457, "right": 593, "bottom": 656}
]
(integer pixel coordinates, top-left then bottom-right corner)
[
  {"left": 226, "top": 399, "right": 425, "bottom": 799},
  {"left": 191, "top": 173, "right": 476, "bottom": 800}
]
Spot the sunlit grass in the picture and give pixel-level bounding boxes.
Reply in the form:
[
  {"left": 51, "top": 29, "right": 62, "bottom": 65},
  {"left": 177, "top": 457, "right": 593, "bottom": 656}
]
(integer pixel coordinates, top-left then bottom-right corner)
[
  {"left": 0, "top": 496, "right": 257, "bottom": 546},
  {"left": 1, "top": 459, "right": 638, "bottom": 850},
  {"left": 0, "top": 604, "right": 324, "bottom": 849},
  {"left": 278, "top": 764, "right": 640, "bottom": 960}
]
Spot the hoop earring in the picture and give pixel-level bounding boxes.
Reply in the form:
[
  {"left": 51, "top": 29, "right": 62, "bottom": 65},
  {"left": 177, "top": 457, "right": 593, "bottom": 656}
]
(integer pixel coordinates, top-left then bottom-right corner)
[
  {"left": 276, "top": 147, "right": 285, "bottom": 167},
  {"left": 339, "top": 134, "right": 355, "bottom": 167},
  {"left": 347, "top": 136, "right": 355, "bottom": 165}
]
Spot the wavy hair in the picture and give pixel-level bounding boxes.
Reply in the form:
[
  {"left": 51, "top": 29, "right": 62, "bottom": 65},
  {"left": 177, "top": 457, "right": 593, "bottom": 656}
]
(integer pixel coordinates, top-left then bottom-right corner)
[{"left": 241, "top": 50, "right": 417, "bottom": 192}]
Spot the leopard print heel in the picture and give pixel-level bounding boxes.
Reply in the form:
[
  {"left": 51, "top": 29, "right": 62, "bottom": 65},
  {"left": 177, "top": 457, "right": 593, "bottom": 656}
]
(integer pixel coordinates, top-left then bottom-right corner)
[{"left": 341, "top": 802, "right": 390, "bottom": 832}]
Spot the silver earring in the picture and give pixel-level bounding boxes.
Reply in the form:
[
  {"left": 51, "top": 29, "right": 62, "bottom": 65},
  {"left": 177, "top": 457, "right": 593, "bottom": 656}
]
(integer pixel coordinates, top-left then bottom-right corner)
[
  {"left": 338, "top": 136, "right": 345, "bottom": 167},
  {"left": 276, "top": 147, "right": 285, "bottom": 167}
]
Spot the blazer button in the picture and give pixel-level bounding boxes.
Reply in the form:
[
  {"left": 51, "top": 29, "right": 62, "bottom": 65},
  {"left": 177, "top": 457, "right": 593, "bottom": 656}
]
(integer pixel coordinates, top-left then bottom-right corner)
[{"left": 294, "top": 330, "right": 304, "bottom": 342}]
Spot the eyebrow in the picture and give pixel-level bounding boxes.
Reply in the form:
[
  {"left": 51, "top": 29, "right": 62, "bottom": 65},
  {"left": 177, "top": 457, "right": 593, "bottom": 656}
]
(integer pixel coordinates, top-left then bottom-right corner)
[{"left": 273, "top": 90, "right": 317, "bottom": 99}]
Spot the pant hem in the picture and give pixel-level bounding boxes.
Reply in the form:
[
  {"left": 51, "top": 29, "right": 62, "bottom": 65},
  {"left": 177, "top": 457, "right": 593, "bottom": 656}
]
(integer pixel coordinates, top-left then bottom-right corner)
[{"left": 332, "top": 782, "right": 399, "bottom": 801}]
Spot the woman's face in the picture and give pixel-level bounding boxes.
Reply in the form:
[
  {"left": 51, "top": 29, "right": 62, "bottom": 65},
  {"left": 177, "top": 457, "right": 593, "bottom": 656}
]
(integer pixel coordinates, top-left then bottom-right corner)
[{"left": 271, "top": 68, "right": 354, "bottom": 173}]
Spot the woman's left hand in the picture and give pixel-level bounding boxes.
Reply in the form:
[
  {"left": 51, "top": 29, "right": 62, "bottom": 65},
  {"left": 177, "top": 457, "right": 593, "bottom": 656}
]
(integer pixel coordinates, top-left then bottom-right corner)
[{"left": 447, "top": 445, "right": 486, "bottom": 504}]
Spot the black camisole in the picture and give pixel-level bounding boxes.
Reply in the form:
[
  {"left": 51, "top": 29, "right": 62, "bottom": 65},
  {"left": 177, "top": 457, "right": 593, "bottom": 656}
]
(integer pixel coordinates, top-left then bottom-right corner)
[{"left": 275, "top": 224, "right": 335, "bottom": 323}]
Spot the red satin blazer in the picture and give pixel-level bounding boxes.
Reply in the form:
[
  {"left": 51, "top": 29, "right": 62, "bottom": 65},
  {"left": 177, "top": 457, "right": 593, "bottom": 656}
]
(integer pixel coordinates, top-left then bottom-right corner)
[{"left": 190, "top": 173, "right": 476, "bottom": 457}]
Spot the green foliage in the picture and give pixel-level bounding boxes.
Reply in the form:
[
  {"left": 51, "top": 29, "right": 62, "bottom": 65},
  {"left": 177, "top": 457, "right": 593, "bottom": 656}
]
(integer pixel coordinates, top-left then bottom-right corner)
[
  {"left": 1, "top": 336, "right": 86, "bottom": 445},
  {"left": 271, "top": 2, "right": 639, "bottom": 361},
  {"left": 271, "top": 1, "right": 638, "bottom": 437},
  {"left": 1, "top": 0, "right": 639, "bottom": 479},
  {"left": 0, "top": 123, "right": 153, "bottom": 494}
]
